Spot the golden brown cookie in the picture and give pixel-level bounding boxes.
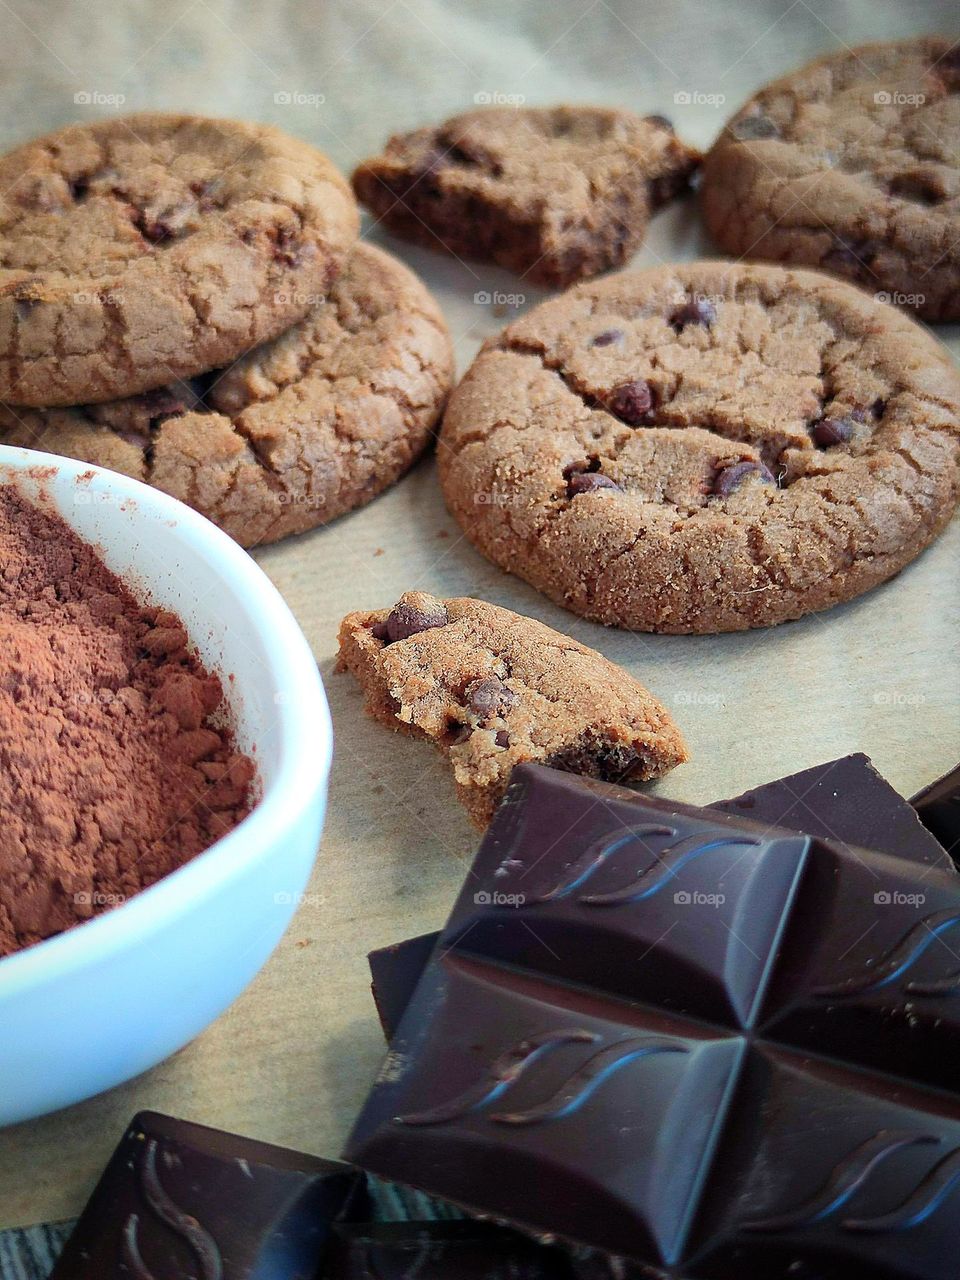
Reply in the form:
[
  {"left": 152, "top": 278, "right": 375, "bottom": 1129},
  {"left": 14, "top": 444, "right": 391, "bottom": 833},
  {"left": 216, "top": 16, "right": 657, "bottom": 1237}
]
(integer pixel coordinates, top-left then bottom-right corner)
[
  {"left": 353, "top": 105, "right": 699, "bottom": 288},
  {"left": 702, "top": 37, "right": 960, "bottom": 321},
  {"left": 0, "top": 113, "right": 359, "bottom": 405},
  {"left": 438, "top": 261, "right": 960, "bottom": 633},
  {"left": 337, "top": 591, "right": 688, "bottom": 827},
  {"left": 0, "top": 244, "right": 453, "bottom": 546}
]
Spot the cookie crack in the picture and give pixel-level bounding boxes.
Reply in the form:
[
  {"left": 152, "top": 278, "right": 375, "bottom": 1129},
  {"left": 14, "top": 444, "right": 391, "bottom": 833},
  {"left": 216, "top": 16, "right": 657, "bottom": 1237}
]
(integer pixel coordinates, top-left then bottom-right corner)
[{"left": 492, "top": 338, "right": 799, "bottom": 492}]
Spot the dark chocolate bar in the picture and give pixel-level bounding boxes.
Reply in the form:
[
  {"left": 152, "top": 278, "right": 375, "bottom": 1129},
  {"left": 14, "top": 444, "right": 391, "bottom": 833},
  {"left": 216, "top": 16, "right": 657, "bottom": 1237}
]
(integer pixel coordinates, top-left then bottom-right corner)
[
  {"left": 324, "top": 1220, "right": 579, "bottom": 1279},
  {"left": 368, "top": 754, "right": 953, "bottom": 1040},
  {"left": 912, "top": 763, "right": 960, "bottom": 864},
  {"left": 345, "top": 763, "right": 960, "bottom": 1277},
  {"left": 50, "top": 1111, "right": 365, "bottom": 1279}
]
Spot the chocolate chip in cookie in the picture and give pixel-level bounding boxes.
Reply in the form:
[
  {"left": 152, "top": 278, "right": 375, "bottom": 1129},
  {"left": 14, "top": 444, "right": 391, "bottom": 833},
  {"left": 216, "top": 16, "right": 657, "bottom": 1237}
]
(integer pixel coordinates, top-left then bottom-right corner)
[
  {"left": 811, "top": 417, "right": 856, "bottom": 447},
  {"left": 590, "top": 327, "right": 624, "bottom": 348},
  {"left": 465, "top": 675, "right": 518, "bottom": 718},
  {"left": 606, "top": 379, "right": 657, "bottom": 426},
  {"left": 670, "top": 297, "right": 717, "bottom": 331},
  {"left": 376, "top": 592, "right": 449, "bottom": 643},
  {"left": 712, "top": 459, "right": 776, "bottom": 496},
  {"left": 566, "top": 470, "right": 621, "bottom": 497}
]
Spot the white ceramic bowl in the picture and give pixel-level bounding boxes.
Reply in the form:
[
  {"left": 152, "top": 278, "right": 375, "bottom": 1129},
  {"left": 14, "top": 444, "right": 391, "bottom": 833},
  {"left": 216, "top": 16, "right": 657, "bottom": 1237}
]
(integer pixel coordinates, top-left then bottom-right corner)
[{"left": 0, "top": 445, "right": 332, "bottom": 1125}]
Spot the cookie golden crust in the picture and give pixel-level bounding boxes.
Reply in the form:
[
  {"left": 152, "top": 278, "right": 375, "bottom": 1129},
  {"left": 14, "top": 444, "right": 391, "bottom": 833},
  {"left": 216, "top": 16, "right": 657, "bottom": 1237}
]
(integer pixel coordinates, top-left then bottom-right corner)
[
  {"left": 353, "top": 105, "right": 700, "bottom": 288},
  {"left": 702, "top": 37, "right": 960, "bottom": 321},
  {"left": 438, "top": 261, "right": 960, "bottom": 634},
  {"left": 0, "top": 244, "right": 454, "bottom": 547},
  {"left": 337, "top": 592, "right": 688, "bottom": 827},
  {"left": 0, "top": 113, "right": 359, "bottom": 405}
]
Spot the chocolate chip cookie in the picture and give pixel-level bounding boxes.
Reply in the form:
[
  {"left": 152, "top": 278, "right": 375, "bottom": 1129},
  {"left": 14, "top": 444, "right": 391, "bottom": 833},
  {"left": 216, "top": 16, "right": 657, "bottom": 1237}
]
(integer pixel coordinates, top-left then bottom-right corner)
[
  {"left": 0, "top": 244, "right": 453, "bottom": 546},
  {"left": 0, "top": 113, "right": 359, "bottom": 406},
  {"left": 337, "top": 592, "right": 688, "bottom": 827},
  {"left": 702, "top": 37, "right": 960, "bottom": 321},
  {"left": 352, "top": 105, "right": 699, "bottom": 289},
  {"left": 438, "top": 261, "right": 960, "bottom": 633}
]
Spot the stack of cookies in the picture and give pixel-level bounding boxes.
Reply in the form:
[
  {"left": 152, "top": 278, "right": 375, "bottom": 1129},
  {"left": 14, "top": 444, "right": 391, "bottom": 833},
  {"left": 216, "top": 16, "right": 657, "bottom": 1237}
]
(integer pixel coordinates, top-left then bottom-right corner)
[{"left": 0, "top": 113, "right": 455, "bottom": 547}]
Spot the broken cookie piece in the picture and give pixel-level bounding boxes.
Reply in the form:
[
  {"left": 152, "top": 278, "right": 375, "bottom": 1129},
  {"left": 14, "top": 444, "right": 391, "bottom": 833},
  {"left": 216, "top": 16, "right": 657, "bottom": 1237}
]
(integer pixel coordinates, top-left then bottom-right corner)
[
  {"left": 352, "top": 105, "right": 700, "bottom": 289},
  {"left": 336, "top": 592, "right": 688, "bottom": 827}
]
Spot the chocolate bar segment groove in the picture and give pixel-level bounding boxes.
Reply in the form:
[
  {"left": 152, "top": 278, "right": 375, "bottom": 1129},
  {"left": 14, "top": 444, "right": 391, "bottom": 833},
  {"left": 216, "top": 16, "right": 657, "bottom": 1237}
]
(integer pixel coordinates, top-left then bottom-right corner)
[{"left": 124, "top": 1138, "right": 223, "bottom": 1278}]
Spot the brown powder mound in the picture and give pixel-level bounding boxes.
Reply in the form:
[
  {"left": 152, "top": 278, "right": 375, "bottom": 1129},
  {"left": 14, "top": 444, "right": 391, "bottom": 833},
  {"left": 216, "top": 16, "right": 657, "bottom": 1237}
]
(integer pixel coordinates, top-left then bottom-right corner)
[{"left": 0, "top": 482, "right": 255, "bottom": 959}]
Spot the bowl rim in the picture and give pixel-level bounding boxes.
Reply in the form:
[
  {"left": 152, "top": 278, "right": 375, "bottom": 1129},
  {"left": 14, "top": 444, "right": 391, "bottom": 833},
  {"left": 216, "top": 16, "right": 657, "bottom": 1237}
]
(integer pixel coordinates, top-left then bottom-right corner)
[{"left": 0, "top": 444, "right": 332, "bottom": 993}]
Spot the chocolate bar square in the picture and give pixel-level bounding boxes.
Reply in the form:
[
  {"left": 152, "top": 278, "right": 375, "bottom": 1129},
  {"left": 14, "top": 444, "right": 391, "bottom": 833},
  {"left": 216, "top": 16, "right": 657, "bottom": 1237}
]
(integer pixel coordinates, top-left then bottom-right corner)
[
  {"left": 716, "top": 752, "right": 953, "bottom": 871},
  {"left": 690, "top": 1044, "right": 960, "bottom": 1277},
  {"left": 439, "top": 767, "right": 807, "bottom": 1028},
  {"left": 368, "top": 754, "right": 953, "bottom": 1042},
  {"left": 352, "top": 948, "right": 740, "bottom": 1264},
  {"left": 50, "top": 1111, "right": 364, "bottom": 1279},
  {"left": 759, "top": 842, "right": 960, "bottom": 1092}
]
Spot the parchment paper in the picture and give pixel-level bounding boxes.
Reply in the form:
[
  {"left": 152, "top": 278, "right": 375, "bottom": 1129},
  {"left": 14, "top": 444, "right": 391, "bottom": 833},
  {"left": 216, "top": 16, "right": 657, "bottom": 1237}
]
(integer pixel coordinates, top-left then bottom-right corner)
[{"left": 0, "top": 0, "right": 957, "bottom": 1229}]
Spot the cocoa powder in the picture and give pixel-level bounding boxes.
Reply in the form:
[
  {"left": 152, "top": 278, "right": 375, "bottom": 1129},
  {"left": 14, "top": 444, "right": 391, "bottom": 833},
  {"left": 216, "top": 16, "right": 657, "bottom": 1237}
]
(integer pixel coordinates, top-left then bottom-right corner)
[{"left": 0, "top": 481, "right": 255, "bottom": 959}]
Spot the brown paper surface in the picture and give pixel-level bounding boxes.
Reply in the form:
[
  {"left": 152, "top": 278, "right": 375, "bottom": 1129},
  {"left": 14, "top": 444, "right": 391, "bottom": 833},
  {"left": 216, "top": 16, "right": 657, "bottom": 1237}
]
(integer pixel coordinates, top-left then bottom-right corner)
[{"left": 0, "top": 0, "right": 957, "bottom": 1228}]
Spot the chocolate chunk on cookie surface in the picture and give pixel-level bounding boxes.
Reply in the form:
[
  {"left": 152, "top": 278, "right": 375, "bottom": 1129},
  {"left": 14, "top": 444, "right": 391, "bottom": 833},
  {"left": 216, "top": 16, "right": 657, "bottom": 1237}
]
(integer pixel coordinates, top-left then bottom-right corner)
[
  {"left": 336, "top": 592, "right": 687, "bottom": 827},
  {"left": 0, "top": 245, "right": 453, "bottom": 547},
  {"left": 353, "top": 105, "right": 699, "bottom": 288},
  {"left": 0, "top": 113, "right": 359, "bottom": 405},
  {"left": 438, "top": 260, "right": 960, "bottom": 633},
  {"left": 702, "top": 37, "right": 960, "bottom": 321}
]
